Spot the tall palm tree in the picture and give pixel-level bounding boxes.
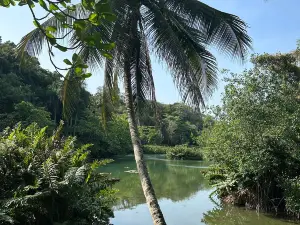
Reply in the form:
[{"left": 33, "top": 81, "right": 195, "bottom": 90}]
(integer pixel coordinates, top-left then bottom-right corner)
[{"left": 18, "top": 1, "right": 251, "bottom": 224}]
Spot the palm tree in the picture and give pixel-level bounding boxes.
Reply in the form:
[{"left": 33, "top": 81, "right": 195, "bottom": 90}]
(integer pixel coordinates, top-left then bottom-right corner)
[{"left": 19, "top": 1, "right": 251, "bottom": 224}]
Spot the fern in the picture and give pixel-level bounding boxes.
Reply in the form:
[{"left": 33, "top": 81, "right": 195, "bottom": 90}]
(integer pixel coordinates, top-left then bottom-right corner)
[
  {"left": 0, "top": 123, "right": 115, "bottom": 224},
  {"left": 42, "top": 158, "right": 59, "bottom": 191},
  {"left": 0, "top": 210, "right": 14, "bottom": 224}
]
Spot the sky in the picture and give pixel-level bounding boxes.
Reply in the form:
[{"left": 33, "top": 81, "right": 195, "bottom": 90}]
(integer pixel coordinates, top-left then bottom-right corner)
[{"left": 0, "top": 0, "right": 300, "bottom": 106}]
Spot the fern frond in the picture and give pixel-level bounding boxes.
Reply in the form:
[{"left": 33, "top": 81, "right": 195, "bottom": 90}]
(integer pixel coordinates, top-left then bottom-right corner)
[
  {"left": 0, "top": 211, "right": 14, "bottom": 224},
  {"left": 42, "top": 158, "right": 59, "bottom": 191}
]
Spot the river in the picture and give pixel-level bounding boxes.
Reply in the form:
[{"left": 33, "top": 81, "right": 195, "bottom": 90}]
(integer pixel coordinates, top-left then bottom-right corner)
[{"left": 101, "top": 154, "right": 298, "bottom": 225}]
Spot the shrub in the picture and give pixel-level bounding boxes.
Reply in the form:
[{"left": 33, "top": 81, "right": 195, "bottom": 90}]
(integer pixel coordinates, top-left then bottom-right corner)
[
  {"left": 166, "top": 145, "right": 203, "bottom": 160},
  {"left": 282, "top": 177, "right": 300, "bottom": 217},
  {"left": 143, "top": 145, "right": 203, "bottom": 160},
  {"left": 0, "top": 122, "right": 115, "bottom": 225},
  {"left": 143, "top": 145, "right": 169, "bottom": 154}
]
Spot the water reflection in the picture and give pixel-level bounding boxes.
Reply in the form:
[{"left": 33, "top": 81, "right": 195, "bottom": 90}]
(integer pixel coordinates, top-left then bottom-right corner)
[
  {"left": 101, "top": 155, "right": 211, "bottom": 209},
  {"left": 203, "top": 206, "right": 299, "bottom": 225},
  {"left": 101, "top": 155, "right": 298, "bottom": 225}
]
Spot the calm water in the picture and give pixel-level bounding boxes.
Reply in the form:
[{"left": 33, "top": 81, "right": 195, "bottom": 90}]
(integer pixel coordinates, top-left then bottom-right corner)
[{"left": 101, "top": 155, "right": 298, "bottom": 225}]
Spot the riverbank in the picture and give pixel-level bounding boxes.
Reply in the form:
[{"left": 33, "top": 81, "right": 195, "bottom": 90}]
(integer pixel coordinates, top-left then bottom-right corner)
[{"left": 143, "top": 145, "right": 203, "bottom": 160}]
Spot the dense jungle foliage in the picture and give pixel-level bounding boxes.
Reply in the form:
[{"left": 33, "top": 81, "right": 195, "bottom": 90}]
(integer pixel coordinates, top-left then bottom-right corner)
[
  {"left": 200, "top": 48, "right": 300, "bottom": 217},
  {"left": 0, "top": 122, "right": 115, "bottom": 225},
  {"left": 0, "top": 40, "right": 133, "bottom": 159},
  {"left": 0, "top": 40, "right": 204, "bottom": 159}
]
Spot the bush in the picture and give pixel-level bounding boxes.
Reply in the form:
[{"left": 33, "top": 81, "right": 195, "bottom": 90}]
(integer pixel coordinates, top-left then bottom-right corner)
[
  {"left": 282, "top": 177, "right": 300, "bottom": 217},
  {"left": 143, "top": 145, "right": 169, "bottom": 154},
  {"left": 143, "top": 145, "right": 203, "bottom": 160},
  {"left": 0, "top": 122, "right": 115, "bottom": 225},
  {"left": 166, "top": 145, "right": 203, "bottom": 160}
]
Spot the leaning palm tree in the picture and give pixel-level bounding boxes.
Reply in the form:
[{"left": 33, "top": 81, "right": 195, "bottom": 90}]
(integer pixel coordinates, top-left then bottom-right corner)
[{"left": 18, "top": 1, "right": 251, "bottom": 224}]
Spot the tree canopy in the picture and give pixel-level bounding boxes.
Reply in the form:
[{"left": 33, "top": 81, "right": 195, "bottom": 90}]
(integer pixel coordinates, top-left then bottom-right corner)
[{"left": 200, "top": 48, "right": 300, "bottom": 216}]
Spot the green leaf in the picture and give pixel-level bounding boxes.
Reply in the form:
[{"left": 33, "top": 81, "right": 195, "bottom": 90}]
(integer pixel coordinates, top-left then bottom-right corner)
[
  {"left": 46, "top": 32, "right": 55, "bottom": 39},
  {"left": 75, "top": 67, "right": 83, "bottom": 74},
  {"left": 46, "top": 26, "right": 57, "bottom": 32},
  {"left": 76, "top": 64, "right": 88, "bottom": 69},
  {"left": 73, "top": 20, "right": 86, "bottom": 30},
  {"left": 101, "top": 51, "right": 112, "bottom": 59},
  {"left": 92, "top": 32, "right": 101, "bottom": 42},
  {"left": 55, "top": 45, "right": 68, "bottom": 52},
  {"left": 84, "top": 36, "right": 95, "bottom": 46},
  {"left": 9, "top": 0, "right": 15, "bottom": 6},
  {"left": 1, "top": 0, "right": 10, "bottom": 7},
  {"left": 62, "top": 23, "right": 72, "bottom": 28},
  {"left": 33, "top": 20, "right": 40, "bottom": 28},
  {"left": 95, "top": 2, "right": 111, "bottom": 14},
  {"left": 18, "top": 1, "right": 26, "bottom": 6},
  {"left": 81, "top": 0, "right": 87, "bottom": 8},
  {"left": 81, "top": 73, "right": 92, "bottom": 79},
  {"left": 86, "top": 40, "right": 95, "bottom": 46},
  {"left": 49, "top": 3, "right": 59, "bottom": 10},
  {"left": 63, "top": 59, "right": 72, "bottom": 65},
  {"left": 102, "top": 12, "right": 117, "bottom": 22},
  {"left": 54, "top": 13, "right": 66, "bottom": 22},
  {"left": 99, "top": 42, "right": 115, "bottom": 51},
  {"left": 75, "top": 28, "right": 82, "bottom": 38},
  {"left": 82, "top": 0, "right": 94, "bottom": 9},
  {"left": 66, "top": 4, "right": 76, "bottom": 11},
  {"left": 28, "top": 0, "right": 35, "bottom": 8},
  {"left": 59, "top": 1, "right": 66, "bottom": 7},
  {"left": 49, "top": 38, "right": 56, "bottom": 45},
  {"left": 38, "top": 0, "right": 47, "bottom": 10},
  {"left": 72, "top": 53, "right": 79, "bottom": 62},
  {"left": 88, "top": 13, "right": 98, "bottom": 25}
]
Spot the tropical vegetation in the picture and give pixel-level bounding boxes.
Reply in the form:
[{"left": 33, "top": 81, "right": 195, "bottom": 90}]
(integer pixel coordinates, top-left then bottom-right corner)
[
  {"left": 19, "top": 0, "right": 253, "bottom": 216},
  {"left": 0, "top": 39, "right": 206, "bottom": 157},
  {"left": 200, "top": 48, "right": 300, "bottom": 217},
  {"left": 0, "top": 122, "right": 115, "bottom": 225},
  {"left": 0, "top": 40, "right": 132, "bottom": 159},
  {"left": 1, "top": 0, "right": 259, "bottom": 223}
]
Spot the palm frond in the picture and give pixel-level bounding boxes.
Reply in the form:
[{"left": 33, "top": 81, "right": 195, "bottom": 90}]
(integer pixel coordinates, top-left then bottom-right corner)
[
  {"left": 165, "top": 0, "right": 252, "bottom": 60},
  {"left": 130, "top": 20, "right": 157, "bottom": 118},
  {"left": 61, "top": 71, "right": 82, "bottom": 119},
  {"left": 17, "top": 4, "right": 87, "bottom": 57},
  {"left": 165, "top": 7, "right": 218, "bottom": 97},
  {"left": 142, "top": 1, "right": 217, "bottom": 106}
]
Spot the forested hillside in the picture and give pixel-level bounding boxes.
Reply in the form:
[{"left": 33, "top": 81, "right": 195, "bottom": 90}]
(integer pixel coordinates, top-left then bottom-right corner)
[{"left": 0, "top": 40, "right": 204, "bottom": 158}]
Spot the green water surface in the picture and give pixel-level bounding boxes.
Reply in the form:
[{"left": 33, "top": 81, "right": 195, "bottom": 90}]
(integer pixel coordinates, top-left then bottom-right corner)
[{"left": 101, "top": 155, "right": 298, "bottom": 225}]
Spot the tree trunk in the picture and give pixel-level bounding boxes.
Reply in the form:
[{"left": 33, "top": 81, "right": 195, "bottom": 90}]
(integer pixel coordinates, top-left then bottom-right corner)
[{"left": 124, "top": 62, "right": 167, "bottom": 225}]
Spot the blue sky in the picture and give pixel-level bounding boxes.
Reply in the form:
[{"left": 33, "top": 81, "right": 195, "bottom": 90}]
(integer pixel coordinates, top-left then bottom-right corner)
[{"left": 0, "top": 0, "right": 299, "bottom": 106}]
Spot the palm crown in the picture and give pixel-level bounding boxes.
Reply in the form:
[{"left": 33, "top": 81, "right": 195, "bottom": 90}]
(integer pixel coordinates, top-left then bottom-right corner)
[{"left": 19, "top": 0, "right": 251, "bottom": 110}]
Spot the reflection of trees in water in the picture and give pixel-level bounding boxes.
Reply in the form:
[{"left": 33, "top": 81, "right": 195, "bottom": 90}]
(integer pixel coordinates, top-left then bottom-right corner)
[
  {"left": 106, "top": 157, "right": 211, "bottom": 210},
  {"left": 202, "top": 206, "right": 297, "bottom": 225}
]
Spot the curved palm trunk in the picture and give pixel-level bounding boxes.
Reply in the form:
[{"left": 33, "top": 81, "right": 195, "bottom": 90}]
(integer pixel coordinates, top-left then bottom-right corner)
[{"left": 124, "top": 62, "right": 167, "bottom": 225}]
